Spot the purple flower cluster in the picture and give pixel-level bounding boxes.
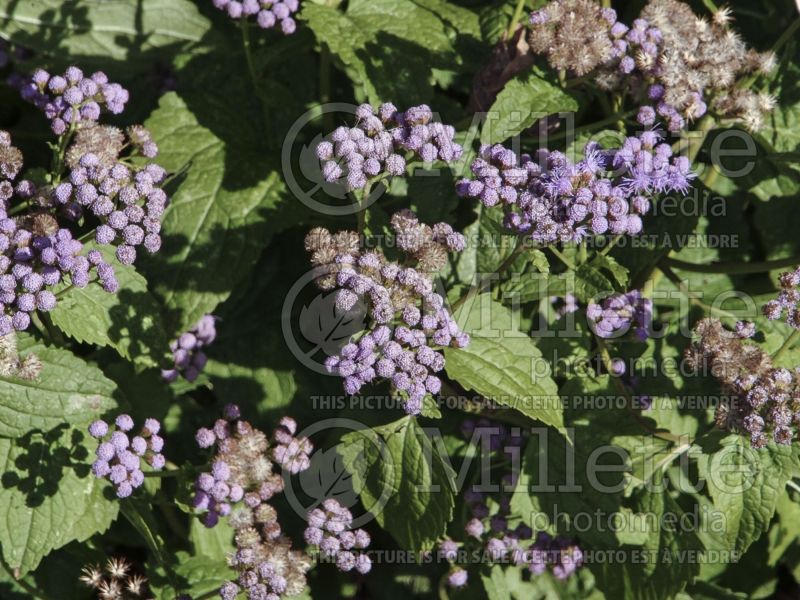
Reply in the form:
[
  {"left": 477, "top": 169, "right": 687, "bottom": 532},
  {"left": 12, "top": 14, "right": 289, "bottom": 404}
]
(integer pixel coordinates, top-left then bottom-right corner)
[
  {"left": 686, "top": 318, "right": 800, "bottom": 449},
  {"left": 529, "top": 1, "right": 776, "bottom": 131},
  {"left": 456, "top": 135, "right": 693, "bottom": 244},
  {"left": 528, "top": 532, "right": 585, "bottom": 580},
  {"left": 317, "top": 103, "right": 462, "bottom": 191},
  {"left": 586, "top": 289, "right": 653, "bottom": 341},
  {"left": 192, "top": 404, "right": 311, "bottom": 527},
  {"left": 88, "top": 415, "right": 164, "bottom": 498},
  {"left": 590, "top": 17, "right": 700, "bottom": 132},
  {"left": 306, "top": 219, "right": 469, "bottom": 415},
  {"left": 212, "top": 0, "right": 300, "bottom": 34},
  {"left": 272, "top": 416, "right": 312, "bottom": 474},
  {"left": 55, "top": 141, "right": 167, "bottom": 267},
  {"left": 196, "top": 405, "right": 313, "bottom": 599},
  {"left": 304, "top": 499, "right": 372, "bottom": 574},
  {"left": 162, "top": 315, "right": 217, "bottom": 383},
  {"left": 762, "top": 267, "right": 800, "bottom": 330},
  {"left": 19, "top": 67, "right": 128, "bottom": 134},
  {"left": 0, "top": 131, "right": 118, "bottom": 333}
]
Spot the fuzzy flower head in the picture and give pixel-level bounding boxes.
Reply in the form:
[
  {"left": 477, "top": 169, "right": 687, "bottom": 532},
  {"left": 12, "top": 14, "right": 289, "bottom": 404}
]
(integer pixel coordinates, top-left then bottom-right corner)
[
  {"left": 211, "top": 0, "right": 300, "bottom": 34},
  {"left": 205, "top": 406, "right": 313, "bottom": 599},
  {"left": 88, "top": 415, "right": 164, "bottom": 498},
  {"left": 192, "top": 404, "right": 311, "bottom": 528},
  {"left": 316, "top": 102, "right": 462, "bottom": 192},
  {"left": 0, "top": 132, "right": 121, "bottom": 332},
  {"left": 162, "top": 314, "right": 217, "bottom": 383},
  {"left": 304, "top": 498, "right": 372, "bottom": 574},
  {"left": 528, "top": 0, "right": 619, "bottom": 76},
  {"left": 685, "top": 318, "right": 800, "bottom": 449},
  {"left": 306, "top": 214, "right": 469, "bottom": 415},
  {"left": 586, "top": 289, "right": 653, "bottom": 341},
  {"left": 640, "top": 0, "right": 777, "bottom": 130},
  {"left": 762, "top": 266, "right": 800, "bottom": 330},
  {"left": 19, "top": 67, "right": 128, "bottom": 134},
  {"left": 56, "top": 125, "right": 168, "bottom": 269},
  {"left": 79, "top": 558, "right": 153, "bottom": 599},
  {"left": 456, "top": 136, "right": 692, "bottom": 244}
]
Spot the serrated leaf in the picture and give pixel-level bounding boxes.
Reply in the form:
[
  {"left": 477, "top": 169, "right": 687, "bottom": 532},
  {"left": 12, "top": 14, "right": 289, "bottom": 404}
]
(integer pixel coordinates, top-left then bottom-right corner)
[
  {"left": 144, "top": 92, "right": 295, "bottom": 330},
  {"left": 149, "top": 552, "right": 235, "bottom": 600},
  {"left": 698, "top": 435, "right": 799, "bottom": 556},
  {"left": 0, "top": 335, "right": 117, "bottom": 438},
  {"left": 481, "top": 72, "right": 578, "bottom": 144},
  {"left": 0, "top": 0, "right": 210, "bottom": 64},
  {"left": 574, "top": 263, "right": 616, "bottom": 302},
  {"left": 0, "top": 425, "right": 118, "bottom": 575},
  {"left": 767, "top": 491, "right": 800, "bottom": 566},
  {"left": 593, "top": 488, "right": 702, "bottom": 600},
  {"left": 512, "top": 425, "right": 626, "bottom": 548},
  {"left": 592, "top": 254, "right": 630, "bottom": 289},
  {"left": 338, "top": 416, "right": 456, "bottom": 552},
  {"left": 49, "top": 247, "right": 169, "bottom": 368},
  {"left": 302, "top": 0, "right": 460, "bottom": 106},
  {"left": 446, "top": 295, "right": 563, "bottom": 433}
]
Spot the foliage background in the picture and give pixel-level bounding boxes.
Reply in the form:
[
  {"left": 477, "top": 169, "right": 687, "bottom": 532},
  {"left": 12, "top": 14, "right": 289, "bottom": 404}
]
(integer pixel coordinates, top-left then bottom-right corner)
[{"left": 0, "top": 0, "right": 799, "bottom": 598}]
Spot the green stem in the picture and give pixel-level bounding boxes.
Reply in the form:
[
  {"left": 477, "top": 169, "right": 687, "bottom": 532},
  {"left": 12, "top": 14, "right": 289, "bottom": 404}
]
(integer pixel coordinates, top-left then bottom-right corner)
[
  {"left": 599, "top": 234, "right": 623, "bottom": 257},
  {"left": 658, "top": 264, "right": 741, "bottom": 320},
  {"left": 319, "top": 43, "right": 333, "bottom": 132},
  {"left": 773, "top": 17, "right": 800, "bottom": 55},
  {"left": 542, "top": 109, "right": 637, "bottom": 144},
  {"left": 355, "top": 184, "right": 371, "bottom": 237},
  {"left": 437, "top": 573, "right": 451, "bottom": 600},
  {"left": 592, "top": 332, "right": 685, "bottom": 443},
  {"left": 1, "top": 558, "right": 49, "bottom": 599},
  {"left": 156, "top": 500, "right": 188, "bottom": 538},
  {"left": 549, "top": 246, "right": 575, "bottom": 270},
  {"left": 241, "top": 19, "right": 271, "bottom": 136},
  {"left": 681, "top": 115, "right": 716, "bottom": 163},
  {"left": 505, "top": 0, "right": 527, "bottom": 39},
  {"left": 143, "top": 469, "right": 180, "bottom": 478},
  {"left": 51, "top": 121, "right": 77, "bottom": 184},
  {"left": 701, "top": 0, "right": 718, "bottom": 12},
  {"left": 661, "top": 255, "right": 800, "bottom": 275},
  {"left": 578, "top": 242, "right": 588, "bottom": 265},
  {"left": 451, "top": 239, "right": 526, "bottom": 312},
  {"left": 773, "top": 329, "right": 800, "bottom": 363}
]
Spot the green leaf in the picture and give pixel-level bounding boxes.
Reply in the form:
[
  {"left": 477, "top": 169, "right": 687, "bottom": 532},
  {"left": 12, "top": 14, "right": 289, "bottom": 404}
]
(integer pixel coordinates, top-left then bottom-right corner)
[
  {"left": 698, "top": 435, "right": 799, "bottom": 556},
  {"left": 592, "top": 254, "right": 630, "bottom": 289},
  {"left": 574, "top": 263, "right": 616, "bottom": 302},
  {"left": 0, "top": 0, "right": 210, "bottom": 64},
  {"left": 338, "top": 416, "right": 455, "bottom": 552},
  {"left": 593, "top": 487, "right": 702, "bottom": 600},
  {"left": 481, "top": 565, "right": 511, "bottom": 600},
  {"left": 481, "top": 72, "right": 578, "bottom": 144},
  {"left": 0, "top": 335, "right": 117, "bottom": 438},
  {"left": 190, "top": 517, "right": 234, "bottom": 562},
  {"left": 512, "top": 425, "right": 626, "bottom": 548},
  {"left": 0, "top": 425, "right": 118, "bottom": 576},
  {"left": 121, "top": 500, "right": 175, "bottom": 589},
  {"left": 49, "top": 246, "right": 169, "bottom": 368},
  {"left": 149, "top": 552, "right": 235, "bottom": 600},
  {"left": 447, "top": 295, "right": 563, "bottom": 432},
  {"left": 145, "top": 92, "right": 295, "bottom": 330},
  {"left": 302, "top": 0, "right": 461, "bottom": 106},
  {"left": 767, "top": 490, "right": 800, "bottom": 566}
]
